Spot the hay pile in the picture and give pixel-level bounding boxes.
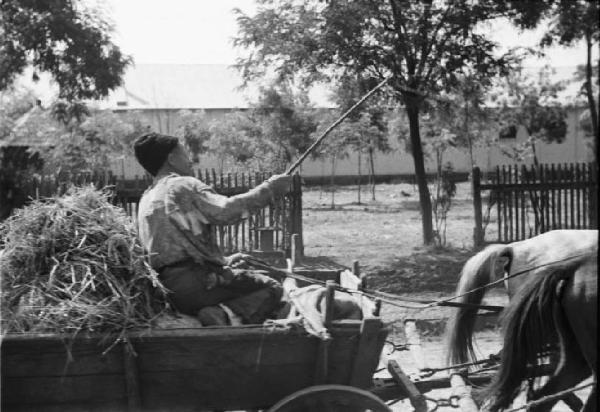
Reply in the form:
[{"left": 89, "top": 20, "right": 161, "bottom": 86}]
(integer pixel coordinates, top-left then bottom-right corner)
[{"left": 0, "top": 186, "right": 169, "bottom": 339}]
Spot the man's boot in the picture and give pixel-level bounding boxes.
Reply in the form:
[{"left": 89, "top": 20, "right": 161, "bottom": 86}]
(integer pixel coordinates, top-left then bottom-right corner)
[{"left": 197, "top": 305, "right": 229, "bottom": 326}]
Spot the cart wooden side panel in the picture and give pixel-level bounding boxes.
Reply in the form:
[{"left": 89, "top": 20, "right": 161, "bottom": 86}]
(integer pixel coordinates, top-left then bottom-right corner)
[{"left": 2, "top": 320, "right": 387, "bottom": 411}]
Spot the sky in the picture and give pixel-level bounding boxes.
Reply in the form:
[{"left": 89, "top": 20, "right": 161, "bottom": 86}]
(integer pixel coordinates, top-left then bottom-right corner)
[
  {"left": 104, "top": 0, "right": 256, "bottom": 65},
  {"left": 101, "top": 0, "right": 596, "bottom": 68}
]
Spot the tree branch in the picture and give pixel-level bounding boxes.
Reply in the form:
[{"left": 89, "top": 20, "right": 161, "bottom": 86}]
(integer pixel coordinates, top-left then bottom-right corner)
[
  {"left": 422, "top": 21, "right": 469, "bottom": 85},
  {"left": 388, "top": 0, "right": 416, "bottom": 75},
  {"left": 416, "top": 3, "right": 453, "bottom": 79}
]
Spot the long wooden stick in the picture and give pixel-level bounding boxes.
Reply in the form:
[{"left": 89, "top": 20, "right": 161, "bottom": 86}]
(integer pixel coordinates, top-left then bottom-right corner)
[{"left": 285, "top": 76, "right": 390, "bottom": 175}]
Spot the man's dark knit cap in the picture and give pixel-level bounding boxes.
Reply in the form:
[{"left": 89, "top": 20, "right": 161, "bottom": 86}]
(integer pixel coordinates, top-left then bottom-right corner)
[{"left": 133, "top": 133, "right": 179, "bottom": 176}]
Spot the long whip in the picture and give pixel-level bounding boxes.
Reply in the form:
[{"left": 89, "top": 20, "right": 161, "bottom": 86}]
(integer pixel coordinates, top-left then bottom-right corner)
[{"left": 285, "top": 76, "right": 390, "bottom": 175}]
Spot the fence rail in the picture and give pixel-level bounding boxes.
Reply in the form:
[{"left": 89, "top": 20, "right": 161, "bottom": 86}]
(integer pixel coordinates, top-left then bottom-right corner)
[
  {"left": 19, "top": 169, "right": 303, "bottom": 256},
  {"left": 472, "top": 163, "right": 598, "bottom": 245}
]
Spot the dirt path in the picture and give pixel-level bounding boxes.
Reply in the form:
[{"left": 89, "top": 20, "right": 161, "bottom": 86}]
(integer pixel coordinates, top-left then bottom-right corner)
[
  {"left": 378, "top": 331, "right": 503, "bottom": 411},
  {"left": 377, "top": 332, "right": 591, "bottom": 412}
]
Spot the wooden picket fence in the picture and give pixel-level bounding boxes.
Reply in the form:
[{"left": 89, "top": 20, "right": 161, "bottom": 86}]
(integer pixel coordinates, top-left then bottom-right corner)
[
  {"left": 20, "top": 170, "right": 303, "bottom": 255},
  {"left": 472, "top": 162, "right": 598, "bottom": 245}
]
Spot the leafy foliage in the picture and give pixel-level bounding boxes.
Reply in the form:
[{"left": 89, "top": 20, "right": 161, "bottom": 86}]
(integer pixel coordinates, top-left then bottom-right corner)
[
  {"left": 47, "top": 110, "right": 146, "bottom": 175},
  {"left": 0, "top": 0, "right": 131, "bottom": 100},
  {"left": 573, "top": 64, "right": 599, "bottom": 140},
  {"left": 498, "top": 0, "right": 598, "bottom": 45},
  {"left": 0, "top": 86, "right": 37, "bottom": 139},
  {"left": 0, "top": 88, "right": 49, "bottom": 220},
  {"left": 436, "top": 73, "right": 500, "bottom": 168},
  {"left": 207, "top": 112, "right": 266, "bottom": 171},
  {"left": 253, "top": 83, "right": 318, "bottom": 169},
  {"left": 175, "top": 110, "right": 211, "bottom": 163},
  {"left": 499, "top": 0, "right": 599, "bottom": 158},
  {"left": 331, "top": 75, "right": 390, "bottom": 153},
  {"left": 495, "top": 66, "right": 568, "bottom": 164}
]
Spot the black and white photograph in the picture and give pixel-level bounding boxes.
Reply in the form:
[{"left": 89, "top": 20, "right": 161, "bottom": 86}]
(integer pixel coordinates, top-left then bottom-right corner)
[{"left": 0, "top": 1, "right": 598, "bottom": 411}]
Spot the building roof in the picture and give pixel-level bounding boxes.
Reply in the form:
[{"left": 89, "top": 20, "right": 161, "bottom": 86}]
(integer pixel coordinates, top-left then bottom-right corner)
[
  {"left": 98, "top": 64, "right": 335, "bottom": 110},
  {"left": 10, "top": 64, "right": 587, "bottom": 114}
]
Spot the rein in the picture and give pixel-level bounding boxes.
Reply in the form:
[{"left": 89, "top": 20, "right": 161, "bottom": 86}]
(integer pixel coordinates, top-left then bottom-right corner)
[{"left": 244, "top": 251, "right": 593, "bottom": 313}]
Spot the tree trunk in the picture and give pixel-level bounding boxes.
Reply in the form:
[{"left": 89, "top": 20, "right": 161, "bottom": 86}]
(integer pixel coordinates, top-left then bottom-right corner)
[
  {"left": 405, "top": 104, "right": 435, "bottom": 244},
  {"left": 464, "top": 97, "right": 475, "bottom": 170},
  {"left": 584, "top": 32, "right": 599, "bottom": 161},
  {"left": 531, "top": 139, "right": 540, "bottom": 167},
  {"left": 219, "top": 157, "right": 225, "bottom": 175},
  {"left": 330, "top": 154, "right": 336, "bottom": 209},
  {"left": 368, "top": 146, "right": 376, "bottom": 201},
  {"left": 319, "top": 160, "right": 325, "bottom": 199},
  {"left": 529, "top": 151, "right": 544, "bottom": 231},
  {"left": 357, "top": 150, "right": 362, "bottom": 204}
]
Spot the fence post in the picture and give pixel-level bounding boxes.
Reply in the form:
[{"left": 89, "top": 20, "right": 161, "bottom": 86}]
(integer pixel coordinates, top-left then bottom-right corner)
[
  {"left": 293, "top": 173, "right": 304, "bottom": 257},
  {"left": 590, "top": 162, "right": 598, "bottom": 228},
  {"left": 472, "top": 167, "right": 484, "bottom": 247}
]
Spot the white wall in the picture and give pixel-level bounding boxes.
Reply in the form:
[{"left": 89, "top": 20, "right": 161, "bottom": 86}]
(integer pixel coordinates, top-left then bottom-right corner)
[
  {"left": 298, "top": 107, "right": 593, "bottom": 177},
  {"left": 111, "top": 107, "right": 593, "bottom": 179}
]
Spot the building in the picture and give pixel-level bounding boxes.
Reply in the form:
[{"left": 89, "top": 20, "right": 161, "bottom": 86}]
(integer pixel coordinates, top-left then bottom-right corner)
[
  {"left": 102, "top": 64, "right": 593, "bottom": 179},
  {"left": 9, "top": 64, "right": 594, "bottom": 179}
]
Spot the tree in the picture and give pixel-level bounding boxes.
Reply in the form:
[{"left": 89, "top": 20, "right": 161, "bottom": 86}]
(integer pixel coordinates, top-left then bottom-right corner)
[
  {"left": 234, "top": 0, "right": 516, "bottom": 244},
  {"left": 176, "top": 110, "right": 211, "bottom": 163},
  {"left": 207, "top": 112, "right": 264, "bottom": 173},
  {"left": 499, "top": 0, "right": 599, "bottom": 160},
  {"left": 253, "top": 83, "right": 318, "bottom": 171},
  {"left": 332, "top": 75, "right": 390, "bottom": 201},
  {"left": 436, "top": 73, "right": 499, "bottom": 170},
  {"left": 425, "top": 127, "right": 457, "bottom": 247},
  {"left": 310, "top": 110, "right": 351, "bottom": 208},
  {"left": 0, "top": 0, "right": 131, "bottom": 100},
  {"left": 393, "top": 109, "right": 458, "bottom": 245},
  {"left": 348, "top": 112, "right": 388, "bottom": 202},
  {"left": 45, "top": 108, "right": 144, "bottom": 175},
  {"left": 0, "top": 85, "right": 37, "bottom": 139},
  {"left": 573, "top": 63, "right": 599, "bottom": 144},
  {"left": 0, "top": 87, "right": 44, "bottom": 220},
  {"left": 495, "top": 65, "right": 568, "bottom": 165}
]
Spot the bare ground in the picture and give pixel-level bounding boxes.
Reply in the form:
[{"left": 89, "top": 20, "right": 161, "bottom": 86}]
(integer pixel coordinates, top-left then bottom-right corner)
[{"left": 302, "top": 181, "right": 490, "bottom": 325}]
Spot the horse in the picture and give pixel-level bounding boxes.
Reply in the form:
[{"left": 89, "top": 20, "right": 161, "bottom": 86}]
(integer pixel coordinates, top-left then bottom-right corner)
[
  {"left": 484, "top": 251, "right": 597, "bottom": 412},
  {"left": 445, "top": 229, "right": 597, "bottom": 410}
]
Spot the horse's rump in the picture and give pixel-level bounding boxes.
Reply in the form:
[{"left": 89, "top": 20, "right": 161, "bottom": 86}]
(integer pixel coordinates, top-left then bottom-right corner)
[{"left": 484, "top": 253, "right": 597, "bottom": 411}]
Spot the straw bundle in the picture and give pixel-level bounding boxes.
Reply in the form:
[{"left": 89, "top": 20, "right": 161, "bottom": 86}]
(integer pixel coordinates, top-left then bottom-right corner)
[{"left": 0, "top": 186, "right": 169, "bottom": 340}]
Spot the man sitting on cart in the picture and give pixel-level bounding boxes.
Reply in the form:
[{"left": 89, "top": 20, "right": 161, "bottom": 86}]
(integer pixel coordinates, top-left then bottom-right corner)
[{"left": 133, "top": 133, "right": 290, "bottom": 326}]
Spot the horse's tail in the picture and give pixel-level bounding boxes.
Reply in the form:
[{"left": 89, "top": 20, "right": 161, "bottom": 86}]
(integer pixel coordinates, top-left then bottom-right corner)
[
  {"left": 446, "top": 244, "right": 512, "bottom": 366},
  {"left": 484, "top": 260, "right": 581, "bottom": 411}
]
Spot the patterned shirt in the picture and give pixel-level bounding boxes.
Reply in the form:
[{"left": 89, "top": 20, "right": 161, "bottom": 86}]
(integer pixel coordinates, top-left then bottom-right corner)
[{"left": 137, "top": 173, "right": 274, "bottom": 270}]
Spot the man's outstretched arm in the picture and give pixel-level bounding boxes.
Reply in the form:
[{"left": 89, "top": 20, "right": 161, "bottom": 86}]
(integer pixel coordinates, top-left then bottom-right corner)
[{"left": 191, "top": 174, "right": 292, "bottom": 225}]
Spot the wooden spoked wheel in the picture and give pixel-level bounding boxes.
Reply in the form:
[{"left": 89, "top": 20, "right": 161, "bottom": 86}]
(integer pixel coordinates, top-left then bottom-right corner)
[{"left": 267, "top": 384, "right": 392, "bottom": 412}]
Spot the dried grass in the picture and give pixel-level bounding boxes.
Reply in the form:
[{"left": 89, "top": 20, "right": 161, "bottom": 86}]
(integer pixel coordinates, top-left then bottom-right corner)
[{"left": 0, "top": 185, "right": 170, "bottom": 344}]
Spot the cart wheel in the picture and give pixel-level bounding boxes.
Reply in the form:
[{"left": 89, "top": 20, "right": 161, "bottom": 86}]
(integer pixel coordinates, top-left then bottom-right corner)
[{"left": 267, "top": 384, "right": 392, "bottom": 412}]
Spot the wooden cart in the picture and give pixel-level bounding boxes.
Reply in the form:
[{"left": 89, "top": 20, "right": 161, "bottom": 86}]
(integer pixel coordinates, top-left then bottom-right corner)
[
  {"left": 1, "top": 321, "right": 389, "bottom": 411},
  {"left": 1, "top": 264, "right": 394, "bottom": 412},
  {"left": 1, "top": 262, "right": 498, "bottom": 412}
]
